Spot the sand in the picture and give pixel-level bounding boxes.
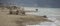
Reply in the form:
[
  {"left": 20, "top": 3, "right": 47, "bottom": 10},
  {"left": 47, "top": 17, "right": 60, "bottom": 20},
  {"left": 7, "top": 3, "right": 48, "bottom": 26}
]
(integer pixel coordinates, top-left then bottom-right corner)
[{"left": 0, "top": 9, "right": 50, "bottom": 26}]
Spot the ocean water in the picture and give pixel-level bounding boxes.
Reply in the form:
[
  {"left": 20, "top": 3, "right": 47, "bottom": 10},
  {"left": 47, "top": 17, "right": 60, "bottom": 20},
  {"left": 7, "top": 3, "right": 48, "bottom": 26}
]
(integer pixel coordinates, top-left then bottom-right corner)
[{"left": 24, "top": 7, "right": 60, "bottom": 26}]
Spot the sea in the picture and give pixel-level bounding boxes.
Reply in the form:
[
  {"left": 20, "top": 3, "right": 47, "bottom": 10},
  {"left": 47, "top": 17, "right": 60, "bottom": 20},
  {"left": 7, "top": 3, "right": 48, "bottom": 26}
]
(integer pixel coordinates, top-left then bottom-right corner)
[{"left": 23, "top": 7, "right": 60, "bottom": 26}]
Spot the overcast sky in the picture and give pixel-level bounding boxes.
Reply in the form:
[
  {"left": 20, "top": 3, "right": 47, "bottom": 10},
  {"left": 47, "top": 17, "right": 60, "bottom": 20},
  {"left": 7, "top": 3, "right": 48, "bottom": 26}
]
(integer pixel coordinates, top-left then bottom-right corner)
[{"left": 0, "top": 0, "right": 60, "bottom": 8}]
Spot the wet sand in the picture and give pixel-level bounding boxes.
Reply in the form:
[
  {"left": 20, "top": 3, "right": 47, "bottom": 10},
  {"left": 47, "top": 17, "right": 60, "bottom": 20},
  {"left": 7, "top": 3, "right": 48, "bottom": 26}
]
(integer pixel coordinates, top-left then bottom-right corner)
[{"left": 0, "top": 9, "right": 49, "bottom": 26}]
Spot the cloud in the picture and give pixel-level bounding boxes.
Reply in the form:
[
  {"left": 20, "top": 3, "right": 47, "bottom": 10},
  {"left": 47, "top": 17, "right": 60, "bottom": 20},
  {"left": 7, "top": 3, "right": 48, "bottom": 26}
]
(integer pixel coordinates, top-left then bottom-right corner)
[{"left": 0, "top": 0, "right": 60, "bottom": 8}]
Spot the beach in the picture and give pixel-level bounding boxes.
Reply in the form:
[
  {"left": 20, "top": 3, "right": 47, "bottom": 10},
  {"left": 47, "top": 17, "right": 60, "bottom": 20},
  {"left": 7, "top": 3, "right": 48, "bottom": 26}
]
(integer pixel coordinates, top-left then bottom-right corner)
[
  {"left": 0, "top": 9, "right": 49, "bottom": 26},
  {"left": 0, "top": 7, "right": 60, "bottom": 26}
]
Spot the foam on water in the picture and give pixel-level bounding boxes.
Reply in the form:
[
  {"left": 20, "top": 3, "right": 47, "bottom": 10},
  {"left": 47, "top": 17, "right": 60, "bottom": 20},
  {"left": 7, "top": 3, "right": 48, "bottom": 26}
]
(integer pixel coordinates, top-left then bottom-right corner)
[
  {"left": 38, "top": 16, "right": 60, "bottom": 26},
  {"left": 26, "top": 16, "right": 60, "bottom": 26},
  {"left": 25, "top": 7, "right": 60, "bottom": 26}
]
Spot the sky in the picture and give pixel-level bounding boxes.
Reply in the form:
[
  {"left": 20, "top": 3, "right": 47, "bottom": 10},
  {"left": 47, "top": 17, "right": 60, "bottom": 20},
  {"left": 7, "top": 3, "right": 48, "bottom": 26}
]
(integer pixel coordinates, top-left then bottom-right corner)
[{"left": 0, "top": 0, "right": 60, "bottom": 8}]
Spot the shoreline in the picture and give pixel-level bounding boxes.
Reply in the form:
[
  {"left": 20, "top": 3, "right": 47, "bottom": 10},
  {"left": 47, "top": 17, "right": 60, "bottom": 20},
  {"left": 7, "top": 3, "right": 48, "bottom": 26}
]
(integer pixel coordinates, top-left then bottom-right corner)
[{"left": 0, "top": 10, "right": 50, "bottom": 26}]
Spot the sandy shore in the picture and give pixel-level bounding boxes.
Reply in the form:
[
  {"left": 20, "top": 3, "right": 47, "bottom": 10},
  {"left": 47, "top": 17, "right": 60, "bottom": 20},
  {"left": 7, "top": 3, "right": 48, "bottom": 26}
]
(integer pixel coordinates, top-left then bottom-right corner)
[{"left": 0, "top": 10, "right": 50, "bottom": 26}]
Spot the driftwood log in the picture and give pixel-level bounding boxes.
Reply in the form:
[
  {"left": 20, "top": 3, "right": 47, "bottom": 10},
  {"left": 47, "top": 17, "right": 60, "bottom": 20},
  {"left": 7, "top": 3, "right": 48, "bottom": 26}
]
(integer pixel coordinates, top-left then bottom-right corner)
[{"left": 9, "top": 9, "right": 25, "bottom": 15}]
